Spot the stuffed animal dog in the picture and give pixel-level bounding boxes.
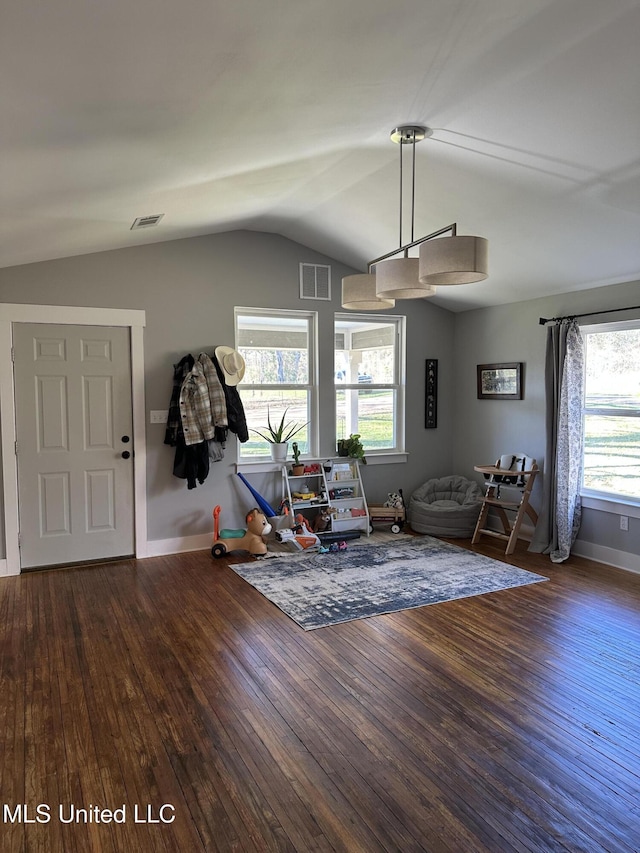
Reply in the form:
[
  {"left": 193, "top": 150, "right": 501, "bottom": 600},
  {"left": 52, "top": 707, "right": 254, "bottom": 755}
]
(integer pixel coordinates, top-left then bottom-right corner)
[{"left": 384, "top": 492, "right": 404, "bottom": 509}]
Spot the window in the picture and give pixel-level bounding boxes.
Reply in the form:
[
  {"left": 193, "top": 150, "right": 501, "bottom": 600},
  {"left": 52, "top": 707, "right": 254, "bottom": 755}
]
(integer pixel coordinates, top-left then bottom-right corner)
[
  {"left": 334, "top": 313, "right": 405, "bottom": 454},
  {"left": 236, "top": 308, "right": 316, "bottom": 460},
  {"left": 582, "top": 320, "right": 640, "bottom": 501}
]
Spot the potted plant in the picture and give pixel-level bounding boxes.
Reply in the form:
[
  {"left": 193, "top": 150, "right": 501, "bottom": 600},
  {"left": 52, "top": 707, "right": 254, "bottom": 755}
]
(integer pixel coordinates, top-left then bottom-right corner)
[
  {"left": 291, "top": 441, "right": 305, "bottom": 476},
  {"left": 251, "top": 408, "right": 308, "bottom": 462},
  {"left": 336, "top": 434, "right": 367, "bottom": 464}
]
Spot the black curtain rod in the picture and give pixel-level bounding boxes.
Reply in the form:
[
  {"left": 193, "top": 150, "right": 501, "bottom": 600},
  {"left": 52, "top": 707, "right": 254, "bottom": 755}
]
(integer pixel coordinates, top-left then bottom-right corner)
[{"left": 538, "top": 304, "right": 640, "bottom": 325}]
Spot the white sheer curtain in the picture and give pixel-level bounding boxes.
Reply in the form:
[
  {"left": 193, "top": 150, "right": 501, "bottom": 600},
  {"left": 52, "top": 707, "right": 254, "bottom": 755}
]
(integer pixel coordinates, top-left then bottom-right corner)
[
  {"left": 551, "top": 321, "right": 584, "bottom": 561},
  {"left": 530, "top": 319, "right": 584, "bottom": 561}
]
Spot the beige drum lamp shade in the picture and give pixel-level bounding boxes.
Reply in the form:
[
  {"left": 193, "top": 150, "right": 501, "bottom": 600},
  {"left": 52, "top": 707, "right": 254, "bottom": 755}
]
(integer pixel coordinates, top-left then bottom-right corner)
[
  {"left": 419, "top": 235, "right": 488, "bottom": 286},
  {"left": 375, "top": 258, "right": 436, "bottom": 300},
  {"left": 341, "top": 274, "right": 395, "bottom": 310}
]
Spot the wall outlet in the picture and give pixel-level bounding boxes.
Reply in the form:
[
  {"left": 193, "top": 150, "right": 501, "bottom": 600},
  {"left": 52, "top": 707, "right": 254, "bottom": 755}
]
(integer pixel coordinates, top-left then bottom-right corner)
[
  {"left": 150, "top": 410, "right": 168, "bottom": 424},
  {"left": 620, "top": 515, "right": 629, "bottom": 531}
]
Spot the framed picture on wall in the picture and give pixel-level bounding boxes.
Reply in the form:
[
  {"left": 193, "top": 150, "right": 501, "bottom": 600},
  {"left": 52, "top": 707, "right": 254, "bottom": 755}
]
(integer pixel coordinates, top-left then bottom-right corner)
[{"left": 477, "top": 362, "right": 523, "bottom": 400}]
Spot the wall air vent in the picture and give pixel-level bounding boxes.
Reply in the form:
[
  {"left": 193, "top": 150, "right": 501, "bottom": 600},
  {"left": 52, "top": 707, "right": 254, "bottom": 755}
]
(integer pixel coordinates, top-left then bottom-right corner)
[
  {"left": 299, "top": 263, "right": 331, "bottom": 301},
  {"left": 131, "top": 214, "right": 164, "bottom": 230}
]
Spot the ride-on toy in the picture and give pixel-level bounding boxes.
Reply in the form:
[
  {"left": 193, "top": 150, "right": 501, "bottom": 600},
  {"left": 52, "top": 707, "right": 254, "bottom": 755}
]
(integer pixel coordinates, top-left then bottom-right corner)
[{"left": 211, "top": 505, "right": 272, "bottom": 558}]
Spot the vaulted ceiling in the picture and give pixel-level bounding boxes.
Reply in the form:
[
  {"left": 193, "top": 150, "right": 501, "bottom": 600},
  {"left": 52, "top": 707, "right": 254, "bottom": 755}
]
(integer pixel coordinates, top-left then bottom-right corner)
[{"left": 2, "top": 0, "right": 640, "bottom": 310}]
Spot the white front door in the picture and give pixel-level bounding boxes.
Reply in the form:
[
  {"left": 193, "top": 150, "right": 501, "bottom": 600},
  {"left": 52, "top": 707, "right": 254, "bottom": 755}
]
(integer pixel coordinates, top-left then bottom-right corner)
[{"left": 13, "top": 323, "right": 135, "bottom": 568}]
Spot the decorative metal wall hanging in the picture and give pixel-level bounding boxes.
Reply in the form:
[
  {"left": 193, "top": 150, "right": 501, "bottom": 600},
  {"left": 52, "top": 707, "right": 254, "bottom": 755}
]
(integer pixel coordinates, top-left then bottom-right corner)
[{"left": 425, "top": 359, "right": 438, "bottom": 428}]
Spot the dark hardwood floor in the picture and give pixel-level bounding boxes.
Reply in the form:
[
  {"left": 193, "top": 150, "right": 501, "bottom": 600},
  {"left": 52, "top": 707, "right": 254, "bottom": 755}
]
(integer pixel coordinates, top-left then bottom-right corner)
[{"left": 1, "top": 535, "right": 639, "bottom": 852}]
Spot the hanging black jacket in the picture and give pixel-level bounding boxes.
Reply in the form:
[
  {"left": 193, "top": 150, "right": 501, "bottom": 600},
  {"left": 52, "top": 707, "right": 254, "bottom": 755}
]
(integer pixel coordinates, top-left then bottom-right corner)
[
  {"left": 212, "top": 354, "right": 249, "bottom": 442},
  {"left": 172, "top": 440, "right": 209, "bottom": 490},
  {"left": 164, "top": 355, "right": 194, "bottom": 447}
]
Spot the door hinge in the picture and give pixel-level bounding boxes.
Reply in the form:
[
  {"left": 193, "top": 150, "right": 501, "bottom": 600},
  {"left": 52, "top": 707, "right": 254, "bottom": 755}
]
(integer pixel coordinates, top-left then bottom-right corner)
[
  {"left": 11, "top": 346, "right": 15, "bottom": 363},
  {"left": 15, "top": 440, "right": 18, "bottom": 455}
]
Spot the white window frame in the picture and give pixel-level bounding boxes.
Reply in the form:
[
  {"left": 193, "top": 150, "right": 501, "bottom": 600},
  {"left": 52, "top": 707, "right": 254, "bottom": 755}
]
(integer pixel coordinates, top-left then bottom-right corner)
[
  {"left": 235, "top": 306, "right": 318, "bottom": 465},
  {"left": 334, "top": 312, "right": 406, "bottom": 458},
  {"left": 581, "top": 318, "right": 640, "bottom": 514}
]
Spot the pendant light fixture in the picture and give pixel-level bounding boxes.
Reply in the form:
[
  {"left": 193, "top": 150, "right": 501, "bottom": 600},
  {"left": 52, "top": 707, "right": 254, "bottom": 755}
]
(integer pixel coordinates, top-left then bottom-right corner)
[
  {"left": 341, "top": 125, "right": 488, "bottom": 310},
  {"left": 375, "top": 126, "right": 438, "bottom": 301}
]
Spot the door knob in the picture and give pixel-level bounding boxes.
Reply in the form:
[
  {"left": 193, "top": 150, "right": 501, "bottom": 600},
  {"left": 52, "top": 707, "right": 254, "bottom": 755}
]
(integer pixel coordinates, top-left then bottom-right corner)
[
  {"left": 121, "top": 435, "right": 130, "bottom": 443},
  {"left": 121, "top": 450, "right": 131, "bottom": 459}
]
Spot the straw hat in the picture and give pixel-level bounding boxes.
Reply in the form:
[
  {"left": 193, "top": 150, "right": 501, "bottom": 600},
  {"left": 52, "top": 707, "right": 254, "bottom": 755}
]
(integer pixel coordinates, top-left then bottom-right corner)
[{"left": 215, "top": 346, "right": 246, "bottom": 385}]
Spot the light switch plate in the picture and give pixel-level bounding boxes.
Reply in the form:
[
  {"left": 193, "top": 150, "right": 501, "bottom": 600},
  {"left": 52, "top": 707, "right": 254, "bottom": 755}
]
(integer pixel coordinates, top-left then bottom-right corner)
[{"left": 150, "top": 410, "right": 168, "bottom": 424}]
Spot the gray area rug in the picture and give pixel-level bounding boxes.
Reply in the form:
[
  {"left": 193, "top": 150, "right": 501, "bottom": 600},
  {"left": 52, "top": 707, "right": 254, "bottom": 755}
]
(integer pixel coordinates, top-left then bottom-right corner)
[{"left": 230, "top": 535, "right": 548, "bottom": 630}]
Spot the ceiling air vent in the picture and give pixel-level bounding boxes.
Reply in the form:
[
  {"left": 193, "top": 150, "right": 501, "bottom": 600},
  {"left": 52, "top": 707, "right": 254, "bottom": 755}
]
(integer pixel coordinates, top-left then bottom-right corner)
[
  {"left": 299, "top": 263, "right": 331, "bottom": 301},
  {"left": 130, "top": 214, "right": 164, "bottom": 230}
]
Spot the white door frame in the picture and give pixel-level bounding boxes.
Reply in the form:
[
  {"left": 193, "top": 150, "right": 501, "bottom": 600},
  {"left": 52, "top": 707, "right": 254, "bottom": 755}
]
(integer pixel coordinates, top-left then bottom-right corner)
[{"left": 0, "top": 304, "right": 148, "bottom": 576}]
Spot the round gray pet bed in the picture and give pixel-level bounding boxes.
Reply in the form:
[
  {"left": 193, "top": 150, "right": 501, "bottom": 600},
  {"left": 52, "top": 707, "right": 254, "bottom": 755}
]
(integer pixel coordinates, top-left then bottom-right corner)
[{"left": 409, "top": 475, "right": 483, "bottom": 537}]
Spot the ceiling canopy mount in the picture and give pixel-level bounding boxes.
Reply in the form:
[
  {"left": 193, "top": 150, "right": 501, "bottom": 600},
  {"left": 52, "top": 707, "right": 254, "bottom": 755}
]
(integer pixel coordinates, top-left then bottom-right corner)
[{"left": 389, "top": 125, "right": 432, "bottom": 145}]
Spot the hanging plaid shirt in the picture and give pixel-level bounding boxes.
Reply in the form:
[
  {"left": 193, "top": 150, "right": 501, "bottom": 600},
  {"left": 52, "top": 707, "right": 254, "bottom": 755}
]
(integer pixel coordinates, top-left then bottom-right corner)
[
  {"left": 198, "top": 352, "right": 228, "bottom": 441},
  {"left": 179, "top": 361, "right": 215, "bottom": 446}
]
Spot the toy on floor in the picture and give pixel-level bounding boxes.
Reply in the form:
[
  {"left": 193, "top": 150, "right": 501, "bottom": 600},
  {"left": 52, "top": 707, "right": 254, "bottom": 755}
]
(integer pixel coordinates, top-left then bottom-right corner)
[
  {"left": 211, "top": 505, "right": 272, "bottom": 558},
  {"left": 319, "top": 541, "right": 348, "bottom": 553},
  {"left": 368, "top": 489, "right": 406, "bottom": 534},
  {"left": 235, "top": 472, "right": 277, "bottom": 517},
  {"left": 275, "top": 527, "right": 320, "bottom": 551}
]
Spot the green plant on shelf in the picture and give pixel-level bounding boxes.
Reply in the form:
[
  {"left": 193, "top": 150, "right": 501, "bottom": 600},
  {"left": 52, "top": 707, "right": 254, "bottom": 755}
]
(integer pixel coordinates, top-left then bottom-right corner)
[{"left": 337, "top": 434, "right": 367, "bottom": 464}]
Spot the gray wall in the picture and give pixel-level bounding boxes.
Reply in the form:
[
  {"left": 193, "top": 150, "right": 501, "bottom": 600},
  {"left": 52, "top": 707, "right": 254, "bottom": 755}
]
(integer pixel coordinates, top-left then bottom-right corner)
[
  {"left": 452, "top": 279, "right": 640, "bottom": 559},
  {"left": 2, "top": 229, "right": 638, "bottom": 562},
  {"left": 0, "top": 230, "right": 455, "bottom": 552}
]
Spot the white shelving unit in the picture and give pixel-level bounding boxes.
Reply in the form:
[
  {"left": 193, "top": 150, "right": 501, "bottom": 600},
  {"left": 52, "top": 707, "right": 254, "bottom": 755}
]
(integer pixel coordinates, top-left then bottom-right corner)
[{"left": 281, "top": 458, "right": 369, "bottom": 537}]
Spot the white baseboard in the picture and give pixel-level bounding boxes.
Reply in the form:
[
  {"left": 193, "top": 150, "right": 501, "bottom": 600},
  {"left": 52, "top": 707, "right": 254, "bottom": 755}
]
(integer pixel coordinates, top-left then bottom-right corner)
[
  {"left": 148, "top": 522, "right": 538, "bottom": 560},
  {"left": 1, "top": 539, "right": 211, "bottom": 573},
  {"left": 140, "top": 531, "right": 639, "bottom": 576},
  {"left": 144, "top": 533, "right": 211, "bottom": 558},
  {"left": 471, "top": 521, "right": 640, "bottom": 575},
  {"left": 571, "top": 540, "right": 640, "bottom": 574}
]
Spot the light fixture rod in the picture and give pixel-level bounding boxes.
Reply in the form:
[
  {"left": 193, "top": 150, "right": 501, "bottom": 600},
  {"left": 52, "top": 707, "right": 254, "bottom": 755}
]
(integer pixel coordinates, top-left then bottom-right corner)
[
  {"left": 393, "top": 126, "right": 424, "bottom": 253},
  {"left": 411, "top": 133, "right": 416, "bottom": 243},
  {"left": 399, "top": 129, "right": 403, "bottom": 250},
  {"left": 368, "top": 223, "right": 457, "bottom": 271}
]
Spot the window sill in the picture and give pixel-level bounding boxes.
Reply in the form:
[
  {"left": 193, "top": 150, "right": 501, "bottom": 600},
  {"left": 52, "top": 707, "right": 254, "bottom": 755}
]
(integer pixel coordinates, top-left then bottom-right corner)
[
  {"left": 581, "top": 493, "right": 640, "bottom": 518},
  {"left": 237, "top": 451, "right": 408, "bottom": 474},
  {"left": 236, "top": 460, "right": 285, "bottom": 475},
  {"left": 364, "top": 452, "right": 409, "bottom": 466}
]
